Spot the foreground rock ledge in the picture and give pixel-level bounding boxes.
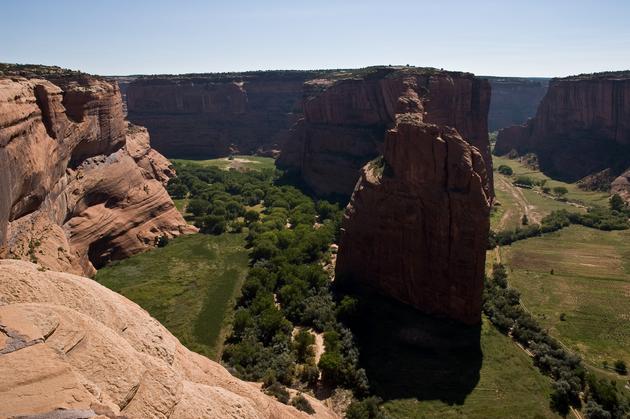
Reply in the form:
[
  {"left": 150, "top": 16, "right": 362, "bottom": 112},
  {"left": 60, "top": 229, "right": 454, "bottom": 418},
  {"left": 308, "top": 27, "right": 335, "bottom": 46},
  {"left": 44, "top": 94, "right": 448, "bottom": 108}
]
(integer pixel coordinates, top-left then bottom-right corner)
[
  {"left": 336, "top": 114, "right": 491, "bottom": 325},
  {"left": 0, "top": 260, "right": 337, "bottom": 419}
]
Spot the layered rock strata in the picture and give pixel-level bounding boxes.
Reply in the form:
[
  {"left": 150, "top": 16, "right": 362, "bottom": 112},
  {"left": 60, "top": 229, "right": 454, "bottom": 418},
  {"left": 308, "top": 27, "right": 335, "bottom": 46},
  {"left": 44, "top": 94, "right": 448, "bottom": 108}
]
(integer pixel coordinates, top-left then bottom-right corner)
[
  {"left": 335, "top": 75, "right": 492, "bottom": 324},
  {"left": 495, "top": 72, "right": 630, "bottom": 185},
  {"left": 125, "top": 72, "right": 328, "bottom": 158},
  {"left": 278, "top": 67, "right": 492, "bottom": 197},
  {"left": 0, "top": 68, "right": 194, "bottom": 276},
  {"left": 0, "top": 259, "right": 336, "bottom": 419}
]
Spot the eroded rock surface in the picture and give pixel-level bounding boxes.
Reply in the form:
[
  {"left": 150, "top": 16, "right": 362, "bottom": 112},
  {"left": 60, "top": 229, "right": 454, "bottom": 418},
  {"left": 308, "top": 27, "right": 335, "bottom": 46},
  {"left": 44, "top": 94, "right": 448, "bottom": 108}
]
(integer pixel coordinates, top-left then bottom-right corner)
[
  {"left": 278, "top": 67, "right": 492, "bottom": 197},
  {"left": 0, "top": 259, "right": 337, "bottom": 419},
  {"left": 334, "top": 76, "right": 492, "bottom": 325},
  {"left": 0, "top": 69, "right": 194, "bottom": 276},
  {"left": 495, "top": 72, "right": 630, "bottom": 186}
]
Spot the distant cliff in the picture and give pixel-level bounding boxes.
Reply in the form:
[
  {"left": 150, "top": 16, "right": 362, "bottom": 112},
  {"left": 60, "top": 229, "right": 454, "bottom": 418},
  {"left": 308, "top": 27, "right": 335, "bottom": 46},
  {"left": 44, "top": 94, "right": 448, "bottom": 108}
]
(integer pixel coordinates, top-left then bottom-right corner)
[
  {"left": 278, "top": 67, "right": 492, "bottom": 198},
  {"left": 0, "top": 65, "right": 194, "bottom": 276},
  {"left": 495, "top": 72, "right": 630, "bottom": 184},
  {"left": 487, "top": 77, "right": 548, "bottom": 131},
  {"left": 125, "top": 71, "right": 332, "bottom": 158},
  {"left": 334, "top": 71, "right": 492, "bottom": 324}
]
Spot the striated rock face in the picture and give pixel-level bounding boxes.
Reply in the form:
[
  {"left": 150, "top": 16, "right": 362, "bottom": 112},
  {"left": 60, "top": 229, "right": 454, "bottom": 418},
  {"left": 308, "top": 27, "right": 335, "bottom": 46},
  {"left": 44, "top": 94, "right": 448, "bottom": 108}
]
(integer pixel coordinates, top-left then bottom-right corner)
[
  {"left": 487, "top": 77, "right": 548, "bottom": 131},
  {"left": 278, "top": 67, "right": 492, "bottom": 197},
  {"left": 125, "top": 72, "right": 325, "bottom": 158},
  {"left": 0, "top": 69, "right": 194, "bottom": 276},
  {"left": 335, "top": 76, "right": 492, "bottom": 325},
  {"left": 495, "top": 72, "right": 630, "bottom": 183},
  {"left": 0, "top": 259, "right": 337, "bottom": 419}
]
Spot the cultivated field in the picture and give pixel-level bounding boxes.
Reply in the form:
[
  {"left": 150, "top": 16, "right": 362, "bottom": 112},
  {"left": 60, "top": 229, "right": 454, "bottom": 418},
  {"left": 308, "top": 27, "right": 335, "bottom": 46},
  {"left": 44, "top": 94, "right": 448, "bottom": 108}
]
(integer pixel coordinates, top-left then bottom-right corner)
[
  {"left": 502, "top": 225, "right": 630, "bottom": 368},
  {"left": 95, "top": 233, "right": 249, "bottom": 360}
]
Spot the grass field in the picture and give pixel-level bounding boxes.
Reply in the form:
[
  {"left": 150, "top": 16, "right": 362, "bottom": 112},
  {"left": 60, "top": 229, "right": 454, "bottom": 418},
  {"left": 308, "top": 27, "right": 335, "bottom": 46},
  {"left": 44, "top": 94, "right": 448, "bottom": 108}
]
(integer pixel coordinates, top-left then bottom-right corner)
[
  {"left": 501, "top": 225, "right": 630, "bottom": 369},
  {"left": 172, "top": 155, "right": 276, "bottom": 171},
  {"left": 383, "top": 319, "right": 558, "bottom": 418},
  {"left": 348, "top": 290, "right": 558, "bottom": 419},
  {"left": 493, "top": 155, "right": 609, "bottom": 207},
  {"left": 95, "top": 233, "right": 249, "bottom": 360}
]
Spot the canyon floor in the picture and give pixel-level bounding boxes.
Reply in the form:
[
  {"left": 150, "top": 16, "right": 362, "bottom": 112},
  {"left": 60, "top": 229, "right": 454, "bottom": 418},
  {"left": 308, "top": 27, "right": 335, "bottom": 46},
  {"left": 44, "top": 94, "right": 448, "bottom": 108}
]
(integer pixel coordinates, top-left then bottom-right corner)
[{"left": 90, "top": 154, "right": 628, "bottom": 418}]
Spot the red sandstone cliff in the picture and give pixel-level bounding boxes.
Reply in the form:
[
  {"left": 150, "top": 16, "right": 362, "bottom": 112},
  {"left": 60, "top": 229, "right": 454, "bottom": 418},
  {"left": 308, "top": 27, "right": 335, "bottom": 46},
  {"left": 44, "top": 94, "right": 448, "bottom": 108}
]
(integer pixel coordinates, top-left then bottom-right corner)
[
  {"left": 0, "top": 67, "right": 195, "bottom": 276},
  {"left": 278, "top": 67, "right": 492, "bottom": 197},
  {"left": 333, "top": 73, "right": 492, "bottom": 325},
  {"left": 495, "top": 72, "right": 630, "bottom": 183},
  {"left": 125, "top": 72, "right": 323, "bottom": 158}
]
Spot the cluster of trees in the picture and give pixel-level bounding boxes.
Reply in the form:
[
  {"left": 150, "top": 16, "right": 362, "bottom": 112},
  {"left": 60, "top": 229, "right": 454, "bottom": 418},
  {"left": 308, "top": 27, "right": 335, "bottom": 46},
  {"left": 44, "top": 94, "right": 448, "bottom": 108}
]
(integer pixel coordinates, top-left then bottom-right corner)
[
  {"left": 167, "top": 164, "right": 276, "bottom": 234},
  {"left": 168, "top": 167, "right": 369, "bottom": 407},
  {"left": 484, "top": 264, "right": 629, "bottom": 417}
]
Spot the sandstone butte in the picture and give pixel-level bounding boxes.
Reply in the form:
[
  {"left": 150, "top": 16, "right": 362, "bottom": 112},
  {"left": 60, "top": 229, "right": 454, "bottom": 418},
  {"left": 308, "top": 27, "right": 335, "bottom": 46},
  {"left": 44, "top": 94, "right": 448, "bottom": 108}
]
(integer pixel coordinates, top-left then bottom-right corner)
[
  {"left": 495, "top": 71, "right": 630, "bottom": 196},
  {"left": 123, "top": 71, "right": 331, "bottom": 158},
  {"left": 332, "top": 71, "right": 493, "bottom": 325},
  {"left": 0, "top": 259, "right": 337, "bottom": 419},
  {"left": 277, "top": 67, "right": 493, "bottom": 198},
  {"left": 0, "top": 67, "right": 196, "bottom": 276}
]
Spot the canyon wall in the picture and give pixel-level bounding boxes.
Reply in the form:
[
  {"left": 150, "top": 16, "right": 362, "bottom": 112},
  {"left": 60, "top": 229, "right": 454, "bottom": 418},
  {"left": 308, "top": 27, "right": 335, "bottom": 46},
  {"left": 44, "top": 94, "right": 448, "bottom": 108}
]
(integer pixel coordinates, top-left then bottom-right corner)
[
  {"left": 495, "top": 72, "right": 630, "bottom": 184},
  {"left": 487, "top": 77, "right": 548, "bottom": 131},
  {"left": 125, "top": 72, "right": 326, "bottom": 158},
  {"left": 0, "top": 259, "right": 336, "bottom": 419},
  {"left": 0, "top": 66, "right": 194, "bottom": 276},
  {"left": 278, "top": 67, "right": 492, "bottom": 198},
  {"left": 334, "top": 71, "right": 492, "bottom": 324}
]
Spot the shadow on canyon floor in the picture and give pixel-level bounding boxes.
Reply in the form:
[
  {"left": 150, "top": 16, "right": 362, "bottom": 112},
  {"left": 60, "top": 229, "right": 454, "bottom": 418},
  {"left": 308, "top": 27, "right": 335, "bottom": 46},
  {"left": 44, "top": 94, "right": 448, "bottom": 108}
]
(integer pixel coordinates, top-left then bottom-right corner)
[{"left": 343, "top": 288, "right": 482, "bottom": 405}]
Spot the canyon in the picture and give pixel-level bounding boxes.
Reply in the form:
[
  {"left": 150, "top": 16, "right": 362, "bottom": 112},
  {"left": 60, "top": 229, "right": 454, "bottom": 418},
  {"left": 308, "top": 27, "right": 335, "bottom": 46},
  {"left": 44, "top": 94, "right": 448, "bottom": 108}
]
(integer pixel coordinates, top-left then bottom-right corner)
[
  {"left": 333, "top": 74, "right": 492, "bottom": 324},
  {"left": 0, "top": 65, "right": 337, "bottom": 418},
  {"left": 124, "top": 71, "right": 327, "bottom": 158},
  {"left": 0, "top": 65, "right": 194, "bottom": 276},
  {"left": 278, "top": 67, "right": 493, "bottom": 198},
  {"left": 486, "top": 77, "right": 548, "bottom": 131},
  {"left": 495, "top": 72, "right": 630, "bottom": 192}
]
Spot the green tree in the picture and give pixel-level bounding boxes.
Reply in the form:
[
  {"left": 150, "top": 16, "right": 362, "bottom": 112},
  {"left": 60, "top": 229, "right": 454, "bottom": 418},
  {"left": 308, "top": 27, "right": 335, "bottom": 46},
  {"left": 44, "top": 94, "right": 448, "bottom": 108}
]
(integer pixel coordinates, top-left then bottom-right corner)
[
  {"left": 613, "top": 359, "right": 627, "bottom": 375},
  {"left": 609, "top": 194, "right": 626, "bottom": 212},
  {"left": 498, "top": 165, "right": 513, "bottom": 176},
  {"left": 244, "top": 210, "right": 260, "bottom": 224},
  {"left": 553, "top": 186, "right": 569, "bottom": 197}
]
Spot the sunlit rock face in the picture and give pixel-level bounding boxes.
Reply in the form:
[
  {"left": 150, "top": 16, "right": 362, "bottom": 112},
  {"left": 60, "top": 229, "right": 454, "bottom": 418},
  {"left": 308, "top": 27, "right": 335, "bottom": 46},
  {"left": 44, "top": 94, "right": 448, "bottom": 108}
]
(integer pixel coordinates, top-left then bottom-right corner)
[{"left": 0, "top": 67, "right": 194, "bottom": 276}]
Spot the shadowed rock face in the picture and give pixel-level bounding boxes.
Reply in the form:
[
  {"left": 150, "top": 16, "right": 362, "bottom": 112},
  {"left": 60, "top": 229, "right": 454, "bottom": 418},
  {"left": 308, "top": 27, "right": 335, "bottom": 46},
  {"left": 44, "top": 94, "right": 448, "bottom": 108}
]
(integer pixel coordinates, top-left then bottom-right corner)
[
  {"left": 495, "top": 72, "right": 630, "bottom": 185},
  {"left": 335, "top": 75, "right": 492, "bottom": 325},
  {"left": 0, "top": 259, "right": 337, "bottom": 419},
  {"left": 125, "top": 73, "right": 320, "bottom": 158},
  {"left": 0, "top": 69, "right": 195, "bottom": 276},
  {"left": 486, "top": 77, "right": 549, "bottom": 131},
  {"left": 278, "top": 68, "right": 492, "bottom": 198}
]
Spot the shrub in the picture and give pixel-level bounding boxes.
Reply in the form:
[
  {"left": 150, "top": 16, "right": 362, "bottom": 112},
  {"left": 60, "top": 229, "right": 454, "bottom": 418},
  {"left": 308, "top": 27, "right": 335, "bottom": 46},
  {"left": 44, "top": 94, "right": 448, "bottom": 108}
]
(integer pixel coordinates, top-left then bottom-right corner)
[
  {"left": 244, "top": 209, "right": 260, "bottom": 224},
  {"left": 290, "top": 394, "right": 315, "bottom": 414},
  {"left": 553, "top": 186, "right": 569, "bottom": 197},
  {"left": 497, "top": 165, "right": 513, "bottom": 176},
  {"left": 155, "top": 235, "right": 169, "bottom": 247},
  {"left": 609, "top": 194, "right": 626, "bottom": 212},
  {"left": 514, "top": 176, "right": 534, "bottom": 187},
  {"left": 264, "top": 381, "right": 290, "bottom": 404},
  {"left": 198, "top": 215, "right": 227, "bottom": 235},
  {"left": 614, "top": 360, "right": 627, "bottom": 375},
  {"left": 345, "top": 397, "right": 386, "bottom": 419}
]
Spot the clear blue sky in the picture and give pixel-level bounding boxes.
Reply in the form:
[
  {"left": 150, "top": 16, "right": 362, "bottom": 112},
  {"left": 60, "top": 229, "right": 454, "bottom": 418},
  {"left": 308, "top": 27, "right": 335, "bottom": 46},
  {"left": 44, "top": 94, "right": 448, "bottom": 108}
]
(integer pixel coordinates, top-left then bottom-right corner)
[{"left": 1, "top": 0, "right": 628, "bottom": 77}]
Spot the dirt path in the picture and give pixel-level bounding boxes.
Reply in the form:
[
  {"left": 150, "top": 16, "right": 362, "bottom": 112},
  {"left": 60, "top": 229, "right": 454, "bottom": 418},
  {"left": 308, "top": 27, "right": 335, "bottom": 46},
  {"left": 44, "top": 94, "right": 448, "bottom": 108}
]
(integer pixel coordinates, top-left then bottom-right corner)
[{"left": 497, "top": 176, "right": 542, "bottom": 228}]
